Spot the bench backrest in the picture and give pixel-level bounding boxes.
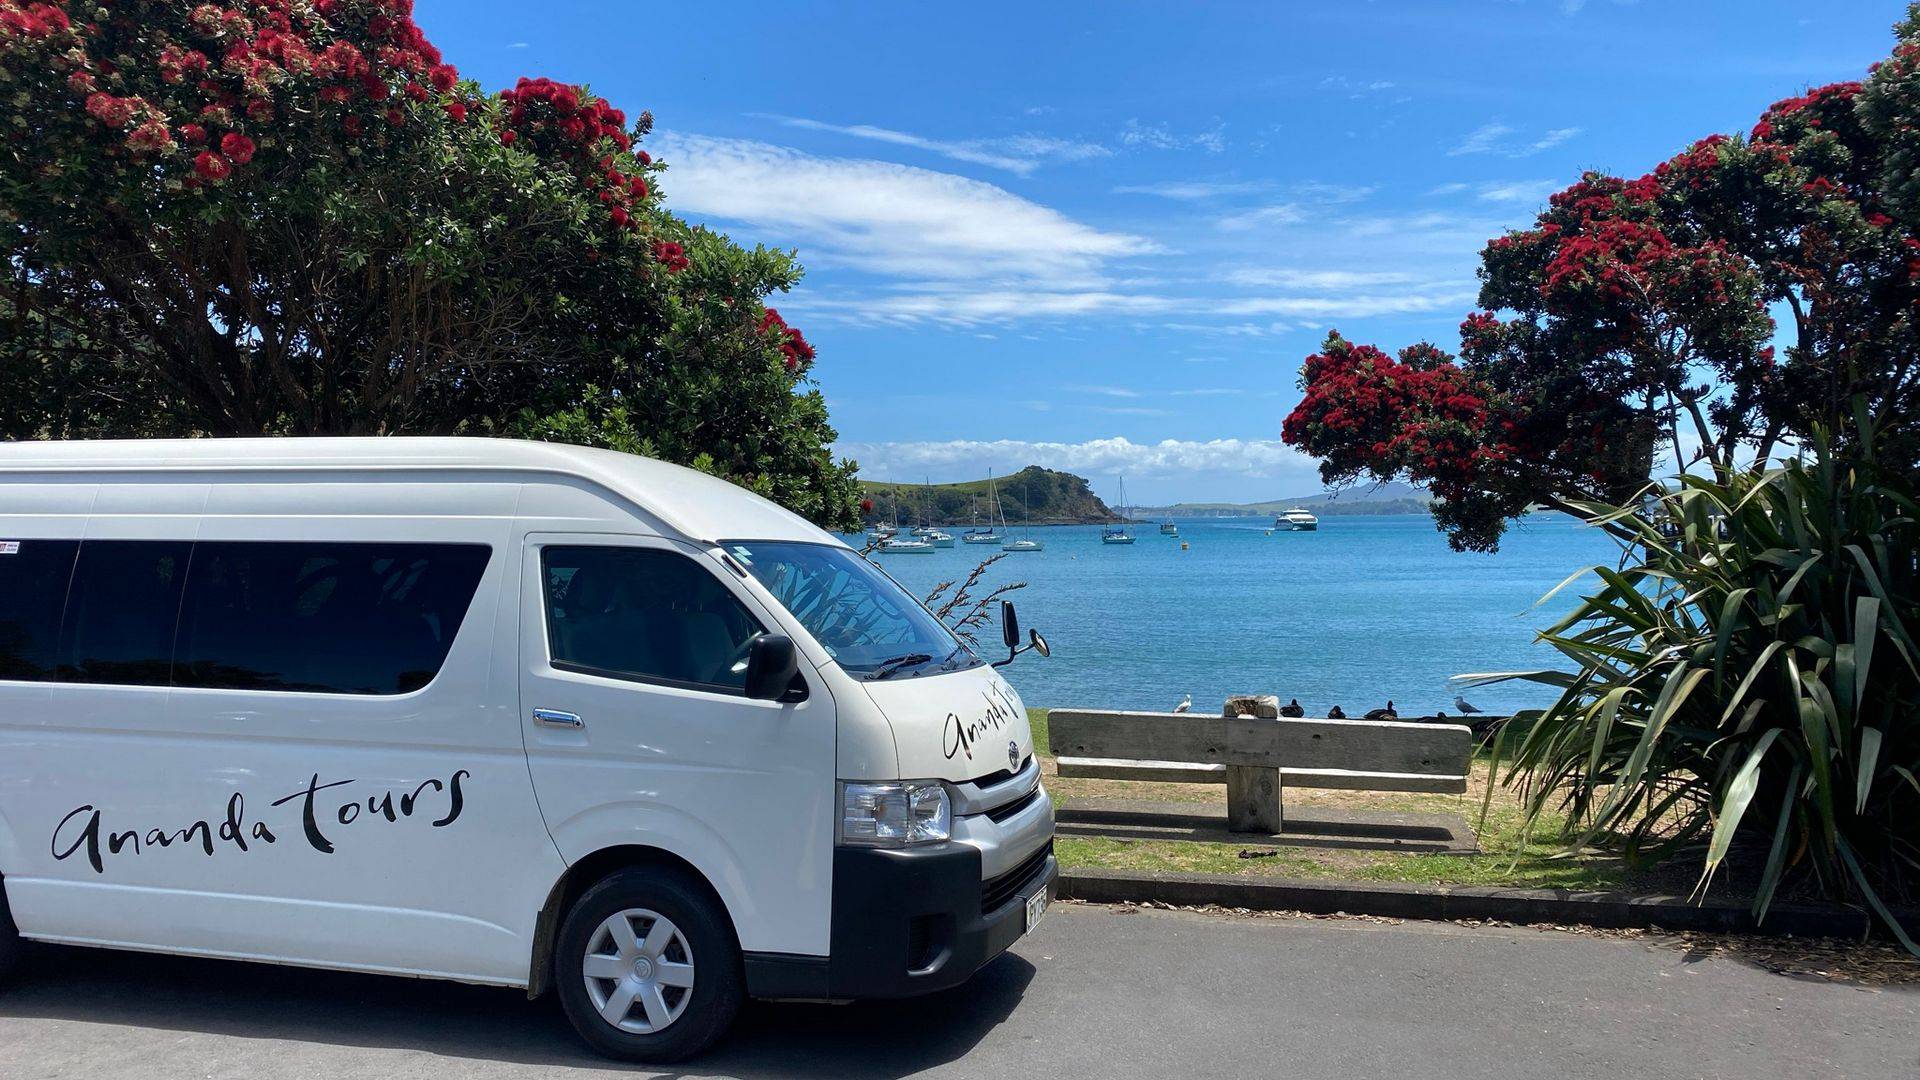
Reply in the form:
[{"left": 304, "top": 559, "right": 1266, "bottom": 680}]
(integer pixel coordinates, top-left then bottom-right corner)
[{"left": 1047, "top": 709, "right": 1471, "bottom": 777}]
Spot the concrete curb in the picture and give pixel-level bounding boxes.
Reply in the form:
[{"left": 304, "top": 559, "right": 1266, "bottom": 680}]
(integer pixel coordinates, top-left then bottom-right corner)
[{"left": 1058, "top": 867, "right": 1920, "bottom": 940}]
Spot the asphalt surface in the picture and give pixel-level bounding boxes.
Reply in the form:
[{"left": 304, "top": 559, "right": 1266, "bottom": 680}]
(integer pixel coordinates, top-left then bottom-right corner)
[{"left": 0, "top": 904, "right": 1913, "bottom": 1079}]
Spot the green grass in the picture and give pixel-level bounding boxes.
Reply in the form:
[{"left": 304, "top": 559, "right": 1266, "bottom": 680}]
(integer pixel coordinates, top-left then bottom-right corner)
[{"left": 1029, "top": 708, "right": 1640, "bottom": 892}]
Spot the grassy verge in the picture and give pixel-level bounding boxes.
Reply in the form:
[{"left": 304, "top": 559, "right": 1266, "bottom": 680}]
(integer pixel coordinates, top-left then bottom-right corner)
[{"left": 1031, "top": 708, "right": 1669, "bottom": 893}]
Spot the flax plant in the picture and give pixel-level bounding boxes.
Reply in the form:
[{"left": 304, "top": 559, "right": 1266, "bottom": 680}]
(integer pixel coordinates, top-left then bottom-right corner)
[{"left": 1468, "top": 425, "right": 1919, "bottom": 948}]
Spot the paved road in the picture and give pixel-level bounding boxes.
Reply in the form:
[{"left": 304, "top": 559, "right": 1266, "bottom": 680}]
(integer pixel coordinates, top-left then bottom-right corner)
[{"left": 1, "top": 904, "right": 1913, "bottom": 1079}]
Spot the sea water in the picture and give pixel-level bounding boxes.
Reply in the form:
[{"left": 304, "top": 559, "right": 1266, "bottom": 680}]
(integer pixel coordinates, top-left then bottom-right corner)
[{"left": 852, "top": 514, "right": 1620, "bottom": 716}]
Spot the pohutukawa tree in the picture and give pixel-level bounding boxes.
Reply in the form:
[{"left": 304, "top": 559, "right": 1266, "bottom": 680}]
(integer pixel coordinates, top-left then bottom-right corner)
[
  {"left": 0, "top": 0, "right": 859, "bottom": 528},
  {"left": 1284, "top": 6, "right": 1920, "bottom": 551}
]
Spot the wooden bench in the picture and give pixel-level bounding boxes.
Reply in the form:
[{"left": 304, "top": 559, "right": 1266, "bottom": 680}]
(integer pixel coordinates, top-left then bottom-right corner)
[{"left": 1048, "top": 708, "right": 1474, "bottom": 833}]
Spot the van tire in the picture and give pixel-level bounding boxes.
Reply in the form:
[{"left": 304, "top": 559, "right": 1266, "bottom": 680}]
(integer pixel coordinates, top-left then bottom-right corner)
[
  {"left": 553, "top": 867, "right": 743, "bottom": 1063},
  {"left": 0, "top": 877, "right": 21, "bottom": 984}
]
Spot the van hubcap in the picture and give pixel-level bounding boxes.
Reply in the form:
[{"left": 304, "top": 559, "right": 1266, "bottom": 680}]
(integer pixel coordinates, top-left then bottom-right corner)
[{"left": 582, "top": 908, "right": 695, "bottom": 1034}]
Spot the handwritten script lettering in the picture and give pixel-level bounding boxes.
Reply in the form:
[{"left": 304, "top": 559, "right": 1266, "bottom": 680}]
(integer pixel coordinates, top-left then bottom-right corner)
[
  {"left": 943, "top": 683, "right": 1023, "bottom": 762},
  {"left": 51, "top": 770, "right": 471, "bottom": 875}
]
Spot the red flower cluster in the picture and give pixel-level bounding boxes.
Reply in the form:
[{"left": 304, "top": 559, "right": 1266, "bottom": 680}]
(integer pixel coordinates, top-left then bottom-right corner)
[
  {"left": 652, "top": 240, "right": 689, "bottom": 273},
  {"left": 25, "top": 0, "right": 466, "bottom": 178},
  {"left": 758, "top": 308, "right": 816, "bottom": 372},
  {"left": 0, "top": 0, "right": 68, "bottom": 38},
  {"left": 1751, "top": 81, "right": 1861, "bottom": 141},
  {"left": 496, "top": 77, "right": 649, "bottom": 233},
  {"left": 1282, "top": 336, "right": 1499, "bottom": 497},
  {"left": 1653, "top": 134, "right": 1730, "bottom": 190}
]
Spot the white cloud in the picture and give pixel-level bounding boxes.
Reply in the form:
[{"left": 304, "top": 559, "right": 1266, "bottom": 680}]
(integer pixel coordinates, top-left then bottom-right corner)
[
  {"left": 1215, "top": 204, "right": 1306, "bottom": 230},
  {"left": 1448, "top": 122, "right": 1515, "bottom": 157},
  {"left": 754, "top": 115, "right": 1110, "bottom": 176},
  {"left": 1476, "top": 179, "right": 1559, "bottom": 203},
  {"left": 1069, "top": 384, "right": 1143, "bottom": 398},
  {"left": 1112, "top": 179, "right": 1272, "bottom": 200},
  {"left": 838, "top": 437, "right": 1322, "bottom": 492},
  {"left": 1119, "top": 119, "right": 1228, "bottom": 154},
  {"left": 651, "top": 133, "right": 1149, "bottom": 285},
  {"left": 1171, "top": 388, "right": 1242, "bottom": 396},
  {"left": 1214, "top": 183, "right": 1376, "bottom": 231},
  {"left": 1223, "top": 268, "right": 1420, "bottom": 290},
  {"left": 1429, "top": 179, "right": 1560, "bottom": 204},
  {"left": 1448, "top": 122, "right": 1581, "bottom": 158}
]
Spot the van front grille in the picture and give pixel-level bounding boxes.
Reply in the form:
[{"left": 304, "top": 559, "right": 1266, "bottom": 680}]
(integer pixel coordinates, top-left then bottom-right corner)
[
  {"left": 985, "top": 785, "right": 1042, "bottom": 823},
  {"left": 981, "top": 841, "right": 1052, "bottom": 915}
]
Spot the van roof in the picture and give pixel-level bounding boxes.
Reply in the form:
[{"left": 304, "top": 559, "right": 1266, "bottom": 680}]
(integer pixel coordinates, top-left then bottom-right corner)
[{"left": 0, "top": 437, "right": 842, "bottom": 547}]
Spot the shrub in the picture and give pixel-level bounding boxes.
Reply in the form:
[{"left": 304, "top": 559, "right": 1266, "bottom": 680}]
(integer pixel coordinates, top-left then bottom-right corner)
[{"left": 1472, "top": 429, "right": 1918, "bottom": 946}]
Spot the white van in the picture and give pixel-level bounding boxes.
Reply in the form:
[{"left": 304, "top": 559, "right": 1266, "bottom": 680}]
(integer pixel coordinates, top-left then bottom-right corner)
[{"left": 0, "top": 438, "right": 1056, "bottom": 1062}]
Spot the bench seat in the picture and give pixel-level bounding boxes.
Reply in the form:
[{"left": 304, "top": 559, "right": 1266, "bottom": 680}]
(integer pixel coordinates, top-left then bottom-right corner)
[{"left": 1055, "top": 756, "right": 1468, "bottom": 794}]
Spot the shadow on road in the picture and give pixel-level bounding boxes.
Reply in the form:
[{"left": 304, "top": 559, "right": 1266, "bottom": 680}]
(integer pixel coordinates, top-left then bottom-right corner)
[{"left": 1, "top": 942, "right": 1038, "bottom": 1078}]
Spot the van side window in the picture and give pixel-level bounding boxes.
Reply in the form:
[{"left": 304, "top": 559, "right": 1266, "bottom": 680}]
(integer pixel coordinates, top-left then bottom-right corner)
[
  {"left": 56, "top": 540, "right": 193, "bottom": 686},
  {"left": 543, "top": 546, "right": 765, "bottom": 692},
  {"left": 0, "top": 539, "right": 80, "bottom": 682},
  {"left": 174, "top": 542, "right": 492, "bottom": 695}
]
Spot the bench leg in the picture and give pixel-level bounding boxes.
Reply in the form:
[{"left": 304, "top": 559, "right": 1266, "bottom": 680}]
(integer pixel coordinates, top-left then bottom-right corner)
[{"left": 1226, "top": 765, "right": 1283, "bottom": 833}]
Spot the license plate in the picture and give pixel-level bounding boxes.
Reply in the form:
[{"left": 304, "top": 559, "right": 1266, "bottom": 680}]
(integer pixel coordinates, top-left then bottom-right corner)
[{"left": 1024, "top": 888, "right": 1049, "bottom": 933}]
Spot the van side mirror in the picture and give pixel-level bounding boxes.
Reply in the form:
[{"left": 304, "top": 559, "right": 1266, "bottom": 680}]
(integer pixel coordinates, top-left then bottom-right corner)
[
  {"left": 744, "top": 634, "right": 801, "bottom": 701},
  {"left": 993, "top": 602, "right": 1049, "bottom": 668}
]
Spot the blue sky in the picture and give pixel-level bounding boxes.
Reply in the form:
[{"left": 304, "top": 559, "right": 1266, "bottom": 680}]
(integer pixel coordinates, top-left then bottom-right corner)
[{"left": 417, "top": 1, "right": 1902, "bottom": 504}]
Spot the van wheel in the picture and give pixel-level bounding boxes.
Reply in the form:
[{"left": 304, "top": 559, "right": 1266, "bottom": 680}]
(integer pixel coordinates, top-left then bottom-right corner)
[
  {"left": 0, "top": 877, "right": 21, "bottom": 983},
  {"left": 553, "top": 867, "right": 742, "bottom": 1063}
]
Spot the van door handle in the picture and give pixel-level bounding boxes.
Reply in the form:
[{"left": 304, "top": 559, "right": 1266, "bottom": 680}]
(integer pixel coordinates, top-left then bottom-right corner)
[{"left": 532, "top": 708, "right": 584, "bottom": 729}]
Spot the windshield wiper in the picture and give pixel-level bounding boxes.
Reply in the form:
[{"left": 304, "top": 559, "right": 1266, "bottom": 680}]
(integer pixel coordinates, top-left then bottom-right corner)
[{"left": 868, "top": 653, "right": 934, "bottom": 681}]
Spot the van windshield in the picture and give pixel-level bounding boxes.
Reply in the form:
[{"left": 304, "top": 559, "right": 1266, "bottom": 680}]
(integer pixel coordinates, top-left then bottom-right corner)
[{"left": 722, "top": 541, "right": 974, "bottom": 679}]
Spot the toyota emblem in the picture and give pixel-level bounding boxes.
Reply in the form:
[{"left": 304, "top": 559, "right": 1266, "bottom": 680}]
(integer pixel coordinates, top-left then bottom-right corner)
[{"left": 1008, "top": 740, "right": 1021, "bottom": 771}]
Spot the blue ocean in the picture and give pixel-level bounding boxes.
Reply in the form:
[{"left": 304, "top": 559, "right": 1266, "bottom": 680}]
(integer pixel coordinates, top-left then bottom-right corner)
[{"left": 851, "top": 514, "right": 1621, "bottom": 717}]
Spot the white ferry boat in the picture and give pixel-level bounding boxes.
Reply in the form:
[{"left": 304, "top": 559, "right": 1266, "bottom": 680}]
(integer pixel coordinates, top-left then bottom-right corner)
[{"left": 1276, "top": 507, "right": 1320, "bottom": 531}]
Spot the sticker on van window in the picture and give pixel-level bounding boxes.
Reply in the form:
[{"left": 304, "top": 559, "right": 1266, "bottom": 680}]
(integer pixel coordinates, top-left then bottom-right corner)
[
  {"left": 49, "top": 769, "right": 471, "bottom": 875},
  {"left": 0, "top": 541, "right": 18, "bottom": 555}
]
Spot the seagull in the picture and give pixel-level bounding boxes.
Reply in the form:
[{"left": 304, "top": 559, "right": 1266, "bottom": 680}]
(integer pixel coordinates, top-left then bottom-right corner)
[
  {"left": 1173, "top": 694, "right": 1192, "bottom": 714},
  {"left": 1327, "top": 705, "right": 1347, "bottom": 719},
  {"left": 1279, "top": 698, "right": 1305, "bottom": 718},
  {"left": 1454, "top": 695, "right": 1482, "bottom": 715},
  {"left": 1364, "top": 700, "right": 1398, "bottom": 721}
]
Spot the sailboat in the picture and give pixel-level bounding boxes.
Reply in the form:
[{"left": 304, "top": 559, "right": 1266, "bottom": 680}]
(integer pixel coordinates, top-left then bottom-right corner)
[
  {"left": 908, "top": 476, "right": 954, "bottom": 547},
  {"left": 1001, "top": 477, "right": 1043, "bottom": 552},
  {"left": 962, "top": 478, "right": 1003, "bottom": 545},
  {"left": 875, "top": 482, "right": 934, "bottom": 553},
  {"left": 1102, "top": 476, "right": 1136, "bottom": 545}
]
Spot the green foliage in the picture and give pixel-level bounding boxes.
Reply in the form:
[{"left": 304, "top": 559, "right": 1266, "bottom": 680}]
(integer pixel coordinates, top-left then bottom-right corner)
[
  {"left": 861, "top": 466, "right": 1119, "bottom": 526},
  {"left": 0, "top": 0, "right": 859, "bottom": 530},
  {"left": 1471, "top": 432, "right": 1919, "bottom": 946}
]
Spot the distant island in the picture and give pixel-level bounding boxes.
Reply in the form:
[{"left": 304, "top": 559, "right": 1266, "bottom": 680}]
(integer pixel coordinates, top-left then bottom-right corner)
[
  {"left": 860, "top": 466, "right": 1121, "bottom": 526},
  {"left": 1125, "top": 481, "right": 1431, "bottom": 519}
]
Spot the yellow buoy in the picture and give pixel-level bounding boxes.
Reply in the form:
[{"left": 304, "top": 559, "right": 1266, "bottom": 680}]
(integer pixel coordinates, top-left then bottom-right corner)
[{"left": 1180, "top": 541, "right": 1190, "bottom": 551}]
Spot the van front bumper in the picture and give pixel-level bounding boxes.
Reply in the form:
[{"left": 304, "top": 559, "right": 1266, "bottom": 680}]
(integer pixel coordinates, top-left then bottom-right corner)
[{"left": 742, "top": 798, "right": 1056, "bottom": 1001}]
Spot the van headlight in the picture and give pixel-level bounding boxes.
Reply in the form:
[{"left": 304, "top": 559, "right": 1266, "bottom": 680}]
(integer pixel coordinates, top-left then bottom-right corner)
[{"left": 838, "top": 780, "right": 952, "bottom": 846}]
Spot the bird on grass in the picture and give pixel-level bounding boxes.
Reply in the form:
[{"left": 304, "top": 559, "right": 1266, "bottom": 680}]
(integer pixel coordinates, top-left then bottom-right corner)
[
  {"left": 1363, "top": 700, "right": 1398, "bottom": 720},
  {"left": 1279, "top": 698, "right": 1305, "bottom": 718},
  {"left": 1327, "top": 705, "right": 1347, "bottom": 719},
  {"left": 1454, "top": 695, "right": 1481, "bottom": 715},
  {"left": 1173, "top": 693, "right": 1192, "bottom": 714}
]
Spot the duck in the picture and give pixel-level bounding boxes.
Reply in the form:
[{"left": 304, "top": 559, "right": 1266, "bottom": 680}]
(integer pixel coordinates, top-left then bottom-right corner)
[
  {"left": 1363, "top": 700, "right": 1398, "bottom": 721},
  {"left": 1327, "top": 705, "right": 1347, "bottom": 719},
  {"left": 1278, "top": 698, "right": 1305, "bottom": 718}
]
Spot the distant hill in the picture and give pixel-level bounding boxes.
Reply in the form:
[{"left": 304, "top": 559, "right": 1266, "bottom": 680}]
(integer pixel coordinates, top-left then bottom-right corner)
[
  {"left": 861, "top": 466, "right": 1119, "bottom": 526},
  {"left": 1127, "top": 482, "right": 1431, "bottom": 519}
]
